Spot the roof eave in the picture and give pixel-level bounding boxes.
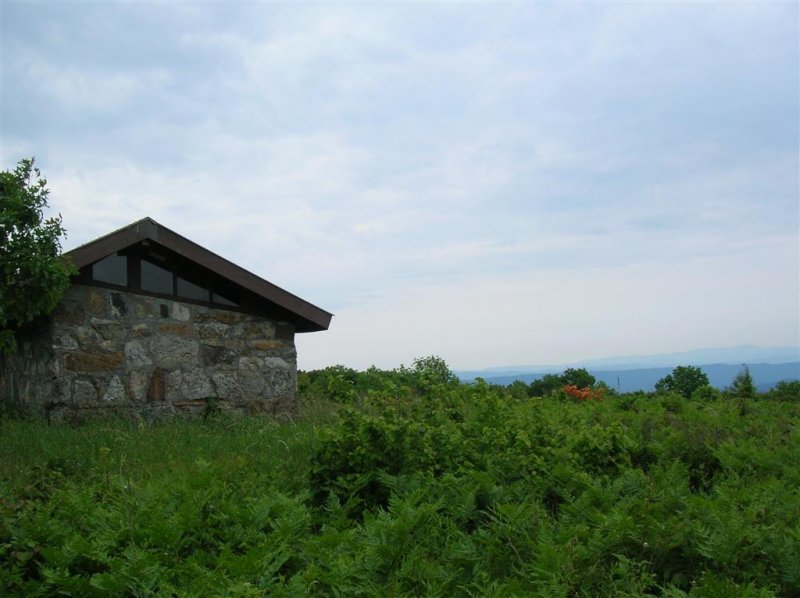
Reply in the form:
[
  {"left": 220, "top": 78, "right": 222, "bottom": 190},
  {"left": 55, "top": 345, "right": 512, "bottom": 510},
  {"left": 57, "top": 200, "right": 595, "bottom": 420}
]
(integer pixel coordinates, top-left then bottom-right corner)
[{"left": 63, "top": 217, "right": 333, "bottom": 332}]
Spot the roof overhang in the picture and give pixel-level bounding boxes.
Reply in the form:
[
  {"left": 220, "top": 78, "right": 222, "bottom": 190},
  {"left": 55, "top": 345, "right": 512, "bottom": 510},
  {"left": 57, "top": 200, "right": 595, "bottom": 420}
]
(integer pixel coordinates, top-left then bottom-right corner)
[{"left": 64, "top": 217, "right": 332, "bottom": 332}]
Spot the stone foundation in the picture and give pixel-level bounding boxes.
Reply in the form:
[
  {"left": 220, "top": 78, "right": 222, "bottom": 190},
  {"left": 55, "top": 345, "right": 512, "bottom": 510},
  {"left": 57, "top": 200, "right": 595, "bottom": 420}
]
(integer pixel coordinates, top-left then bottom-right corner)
[{"left": 0, "top": 284, "right": 297, "bottom": 422}]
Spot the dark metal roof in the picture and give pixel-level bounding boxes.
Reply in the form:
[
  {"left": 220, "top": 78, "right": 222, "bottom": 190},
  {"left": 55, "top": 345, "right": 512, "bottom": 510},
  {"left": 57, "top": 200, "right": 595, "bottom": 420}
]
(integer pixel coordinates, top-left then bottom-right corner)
[{"left": 64, "top": 217, "right": 332, "bottom": 332}]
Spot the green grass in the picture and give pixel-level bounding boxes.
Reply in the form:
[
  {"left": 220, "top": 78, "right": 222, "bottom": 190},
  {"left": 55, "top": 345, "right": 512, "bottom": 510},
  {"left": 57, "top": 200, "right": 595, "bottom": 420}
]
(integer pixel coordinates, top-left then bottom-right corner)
[{"left": 1, "top": 388, "right": 798, "bottom": 596}]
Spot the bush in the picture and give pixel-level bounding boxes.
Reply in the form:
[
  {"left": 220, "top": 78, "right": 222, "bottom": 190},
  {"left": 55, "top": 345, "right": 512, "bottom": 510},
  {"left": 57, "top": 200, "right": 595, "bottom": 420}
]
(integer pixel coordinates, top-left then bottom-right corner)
[
  {"left": 691, "top": 385, "right": 721, "bottom": 401},
  {"left": 655, "top": 366, "right": 710, "bottom": 399},
  {"left": 767, "top": 380, "right": 800, "bottom": 401}
]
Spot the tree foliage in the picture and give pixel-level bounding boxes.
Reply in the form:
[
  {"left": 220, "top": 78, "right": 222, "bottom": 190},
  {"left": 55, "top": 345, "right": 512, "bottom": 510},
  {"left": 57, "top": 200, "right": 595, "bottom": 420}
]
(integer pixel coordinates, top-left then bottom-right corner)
[
  {"left": 766, "top": 380, "right": 800, "bottom": 401},
  {"left": 560, "top": 367, "right": 596, "bottom": 389},
  {"left": 729, "top": 364, "right": 756, "bottom": 399},
  {"left": 0, "top": 158, "right": 75, "bottom": 353},
  {"left": 297, "top": 356, "right": 458, "bottom": 404},
  {"left": 410, "top": 355, "right": 459, "bottom": 388},
  {"left": 655, "top": 365, "right": 709, "bottom": 399},
  {"left": 527, "top": 373, "right": 563, "bottom": 397},
  {"left": 528, "top": 368, "right": 597, "bottom": 398}
]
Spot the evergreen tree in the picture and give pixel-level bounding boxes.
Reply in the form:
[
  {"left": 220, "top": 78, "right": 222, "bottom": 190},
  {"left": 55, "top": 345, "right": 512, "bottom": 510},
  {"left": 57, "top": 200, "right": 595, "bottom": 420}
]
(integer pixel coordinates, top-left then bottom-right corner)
[{"left": 730, "top": 364, "right": 756, "bottom": 399}]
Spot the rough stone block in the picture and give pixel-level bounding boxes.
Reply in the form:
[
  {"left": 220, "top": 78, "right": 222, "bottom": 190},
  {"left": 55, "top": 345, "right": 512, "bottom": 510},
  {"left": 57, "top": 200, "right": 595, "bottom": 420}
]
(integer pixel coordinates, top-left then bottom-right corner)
[
  {"left": 103, "top": 376, "right": 127, "bottom": 403},
  {"left": 65, "top": 351, "right": 124, "bottom": 373},
  {"left": 54, "top": 334, "right": 79, "bottom": 351},
  {"left": 248, "top": 340, "right": 283, "bottom": 351},
  {"left": 263, "top": 356, "right": 290, "bottom": 370},
  {"left": 74, "top": 326, "right": 100, "bottom": 345},
  {"left": 238, "top": 356, "right": 267, "bottom": 397},
  {"left": 275, "top": 322, "right": 294, "bottom": 340},
  {"left": 264, "top": 368, "right": 294, "bottom": 397},
  {"left": 72, "top": 380, "right": 97, "bottom": 405},
  {"left": 170, "top": 302, "right": 191, "bottom": 322},
  {"left": 237, "top": 322, "right": 276, "bottom": 339},
  {"left": 150, "top": 336, "right": 199, "bottom": 369},
  {"left": 201, "top": 345, "right": 237, "bottom": 366},
  {"left": 125, "top": 339, "right": 152, "bottom": 368},
  {"left": 198, "top": 322, "right": 229, "bottom": 341},
  {"left": 211, "top": 370, "right": 240, "bottom": 399},
  {"left": 55, "top": 302, "right": 85, "bottom": 325},
  {"left": 166, "top": 370, "right": 183, "bottom": 400},
  {"left": 129, "top": 369, "right": 151, "bottom": 401},
  {"left": 181, "top": 368, "right": 213, "bottom": 399},
  {"left": 173, "top": 399, "right": 208, "bottom": 415},
  {"left": 158, "top": 322, "right": 193, "bottom": 336},
  {"left": 91, "top": 318, "right": 125, "bottom": 342},
  {"left": 147, "top": 368, "right": 166, "bottom": 402},
  {"left": 133, "top": 296, "right": 158, "bottom": 318},
  {"left": 209, "top": 310, "right": 243, "bottom": 325},
  {"left": 88, "top": 289, "right": 105, "bottom": 315}
]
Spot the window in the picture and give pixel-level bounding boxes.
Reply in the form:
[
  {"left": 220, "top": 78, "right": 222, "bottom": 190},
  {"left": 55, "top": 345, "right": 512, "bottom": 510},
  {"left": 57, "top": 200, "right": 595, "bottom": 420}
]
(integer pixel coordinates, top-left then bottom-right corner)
[
  {"left": 141, "top": 259, "right": 173, "bottom": 294},
  {"left": 212, "top": 291, "right": 238, "bottom": 307},
  {"left": 177, "top": 276, "right": 209, "bottom": 302},
  {"left": 92, "top": 254, "right": 127, "bottom": 286},
  {"left": 88, "top": 247, "right": 244, "bottom": 311}
]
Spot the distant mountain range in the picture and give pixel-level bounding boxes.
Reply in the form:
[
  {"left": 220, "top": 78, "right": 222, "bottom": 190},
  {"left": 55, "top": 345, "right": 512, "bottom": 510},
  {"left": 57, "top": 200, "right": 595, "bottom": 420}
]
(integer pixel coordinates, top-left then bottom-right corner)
[{"left": 456, "top": 346, "right": 800, "bottom": 392}]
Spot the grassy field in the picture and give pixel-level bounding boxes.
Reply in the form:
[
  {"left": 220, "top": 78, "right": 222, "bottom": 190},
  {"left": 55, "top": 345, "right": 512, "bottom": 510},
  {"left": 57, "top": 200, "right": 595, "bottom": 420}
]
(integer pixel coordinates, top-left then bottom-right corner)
[{"left": 1, "top": 371, "right": 798, "bottom": 596}]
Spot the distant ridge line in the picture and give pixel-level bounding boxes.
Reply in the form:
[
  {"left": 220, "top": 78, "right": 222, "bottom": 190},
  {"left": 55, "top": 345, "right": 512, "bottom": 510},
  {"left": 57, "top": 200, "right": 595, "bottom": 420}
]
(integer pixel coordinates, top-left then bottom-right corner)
[
  {"left": 455, "top": 346, "right": 800, "bottom": 392},
  {"left": 456, "top": 345, "right": 800, "bottom": 378},
  {"left": 459, "top": 361, "right": 800, "bottom": 393}
]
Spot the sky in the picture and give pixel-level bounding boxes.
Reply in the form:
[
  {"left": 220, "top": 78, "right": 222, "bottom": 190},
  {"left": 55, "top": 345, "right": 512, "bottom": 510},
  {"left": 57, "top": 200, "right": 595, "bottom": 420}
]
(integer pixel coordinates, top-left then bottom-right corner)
[{"left": 1, "top": 1, "right": 798, "bottom": 371}]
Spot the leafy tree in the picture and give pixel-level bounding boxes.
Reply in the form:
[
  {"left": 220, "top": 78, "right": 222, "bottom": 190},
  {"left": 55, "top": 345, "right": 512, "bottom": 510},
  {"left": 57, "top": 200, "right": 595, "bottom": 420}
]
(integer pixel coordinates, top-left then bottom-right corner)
[
  {"left": 767, "top": 380, "right": 800, "bottom": 401},
  {"left": 0, "top": 158, "right": 75, "bottom": 353},
  {"left": 411, "top": 355, "right": 458, "bottom": 387},
  {"left": 528, "top": 373, "right": 563, "bottom": 397},
  {"left": 593, "top": 379, "right": 617, "bottom": 397},
  {"left": 729, "top": 364, "right": 756, "bottom": 399},
  {"left": 691, "top": 384, "right": 721, "bottom": 401},
  {"left": 655, "top": 365, "right": 709, "bottom": 399},
  {"left": 529, "top": 369, "right": 597, "bottom": 398},
  {"left": 507, "top": 380, "right": 530, "bottom": 400},
  {"left": 561, "top": 367, "right": 596, "bottom": 389}
]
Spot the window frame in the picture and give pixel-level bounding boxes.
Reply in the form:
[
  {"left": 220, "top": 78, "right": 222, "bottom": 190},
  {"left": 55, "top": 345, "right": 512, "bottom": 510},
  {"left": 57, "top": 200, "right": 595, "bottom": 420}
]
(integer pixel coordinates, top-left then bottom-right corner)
[{"left": 80, "top": 246, "right": 248, "bottom": 312}]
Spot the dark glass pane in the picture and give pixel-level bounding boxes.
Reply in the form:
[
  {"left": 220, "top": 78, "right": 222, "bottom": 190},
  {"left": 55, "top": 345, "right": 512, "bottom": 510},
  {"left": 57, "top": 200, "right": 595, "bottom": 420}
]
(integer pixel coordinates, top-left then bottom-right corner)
[
  {"left": 177, "top": 276, "right": 209, "bottom": 302},
  {"left": 141, "top": 259, "right": 173, "bottom": 294},
  {"left": 92, "top": 254, "right": 127, "bottom": 286},
  {"left": 213, "top": 292, "right": 238, "bottom": 307}
]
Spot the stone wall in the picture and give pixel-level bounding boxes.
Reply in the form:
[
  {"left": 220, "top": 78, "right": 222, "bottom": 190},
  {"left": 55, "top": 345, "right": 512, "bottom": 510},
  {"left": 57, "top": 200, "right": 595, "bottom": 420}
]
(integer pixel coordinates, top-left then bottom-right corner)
[{"left": 0, "top": 284, "right": 297, "bottom": 422}]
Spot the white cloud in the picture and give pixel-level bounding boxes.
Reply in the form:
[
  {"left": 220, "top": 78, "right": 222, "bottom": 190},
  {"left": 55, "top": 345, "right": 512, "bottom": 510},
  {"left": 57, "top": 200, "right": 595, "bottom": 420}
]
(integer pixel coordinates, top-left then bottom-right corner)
[{"left": 4, "top": 2, "right": 797, "bottom": 370}]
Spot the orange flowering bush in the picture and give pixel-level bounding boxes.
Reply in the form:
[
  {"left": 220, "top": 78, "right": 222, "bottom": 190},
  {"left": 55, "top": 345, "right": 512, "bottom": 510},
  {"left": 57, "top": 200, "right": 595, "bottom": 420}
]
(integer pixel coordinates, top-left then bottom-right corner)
[{"left": 562, "top": 384, "right": 605, "bottom": 401}]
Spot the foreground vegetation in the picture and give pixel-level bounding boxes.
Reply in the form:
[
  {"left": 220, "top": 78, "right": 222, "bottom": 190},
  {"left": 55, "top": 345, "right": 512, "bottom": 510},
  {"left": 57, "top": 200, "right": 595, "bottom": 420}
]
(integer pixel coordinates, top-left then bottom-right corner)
[{"left": 1, "top": 360, "right": 798, "bottom": 596}]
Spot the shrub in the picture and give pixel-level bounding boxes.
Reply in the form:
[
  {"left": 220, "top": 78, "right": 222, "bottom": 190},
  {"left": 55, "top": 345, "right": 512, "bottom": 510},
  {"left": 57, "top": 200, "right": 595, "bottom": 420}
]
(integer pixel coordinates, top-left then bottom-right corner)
[
  {"left": 655, "top": 366, "right": 710, "bottom": 399},
  {"left": 767, "top": 380, "right": 800, "bottom": 401},
  {"left": 562, "top": 384, "right": 605, "bottom": 401}
]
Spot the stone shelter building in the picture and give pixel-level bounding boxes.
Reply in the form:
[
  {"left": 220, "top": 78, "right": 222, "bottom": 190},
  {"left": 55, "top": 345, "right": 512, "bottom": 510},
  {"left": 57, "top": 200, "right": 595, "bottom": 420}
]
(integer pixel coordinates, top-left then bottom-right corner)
[{"left": 0, "top": 217, "right": 332, "bottom": 421}]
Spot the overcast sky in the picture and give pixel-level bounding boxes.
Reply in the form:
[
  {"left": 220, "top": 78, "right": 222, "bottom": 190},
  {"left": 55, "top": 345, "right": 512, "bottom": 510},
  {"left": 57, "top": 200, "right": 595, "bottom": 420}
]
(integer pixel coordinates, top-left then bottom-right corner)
[{"left": 2, "top": 2, "right": 798, "bottom": 370}]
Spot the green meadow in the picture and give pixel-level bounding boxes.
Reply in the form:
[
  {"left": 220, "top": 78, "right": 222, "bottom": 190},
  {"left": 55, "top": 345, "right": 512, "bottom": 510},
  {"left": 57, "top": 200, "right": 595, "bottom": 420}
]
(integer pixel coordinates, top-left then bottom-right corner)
[{"left": 1, "top": 363, "right": 798, "bottom": 597}]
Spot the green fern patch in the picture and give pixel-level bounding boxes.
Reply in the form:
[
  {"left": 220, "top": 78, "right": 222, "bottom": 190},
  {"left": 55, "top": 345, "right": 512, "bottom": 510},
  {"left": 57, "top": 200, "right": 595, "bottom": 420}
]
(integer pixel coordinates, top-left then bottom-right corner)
[{"left": 1, "top": 371, "right": 798, "bottom": 595}]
